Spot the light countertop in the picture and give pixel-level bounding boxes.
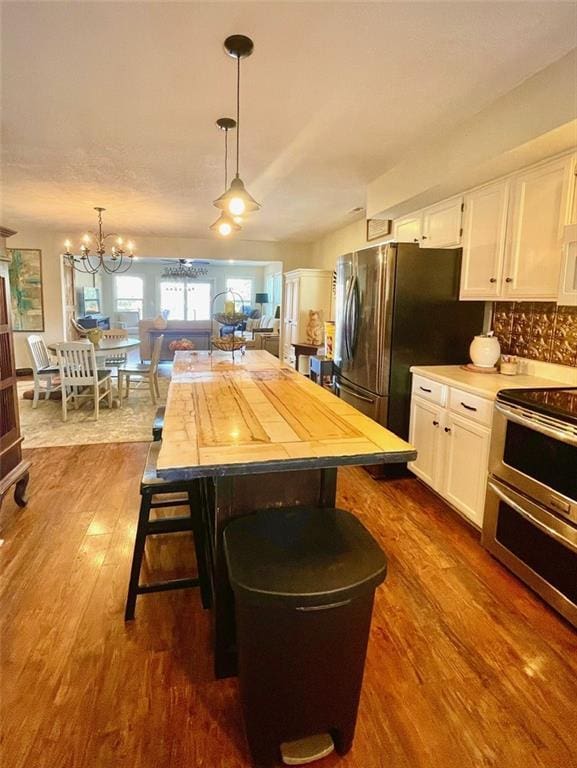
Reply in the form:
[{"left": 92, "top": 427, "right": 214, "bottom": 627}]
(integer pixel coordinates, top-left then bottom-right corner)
[
  {"left": 410, "top": 365, "right": 567, "bottom": 400},
  {"left": 157, "top": 350, "right": 416, "bottom": 478}
]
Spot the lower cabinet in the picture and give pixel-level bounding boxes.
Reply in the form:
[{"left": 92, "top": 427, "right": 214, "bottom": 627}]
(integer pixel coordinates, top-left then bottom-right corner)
[
  {"left": 442, "top": 413, "right": 491, "bottom": 527},
  {"left": 409, "top": 379, "right": 492, "bottom": 527}
]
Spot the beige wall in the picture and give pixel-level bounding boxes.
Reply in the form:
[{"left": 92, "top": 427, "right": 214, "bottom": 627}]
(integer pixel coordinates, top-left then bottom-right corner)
[
  {"left": 6, "top": 230, "right": 65, "bottom": 370},
  {"left": 310, "top": 218, "right": 369, "bottom": 271}
]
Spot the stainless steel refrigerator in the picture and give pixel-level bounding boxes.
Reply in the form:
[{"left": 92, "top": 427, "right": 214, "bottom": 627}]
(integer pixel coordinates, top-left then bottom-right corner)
[{"left": 334, "top": 242, "right": 485, "bottom": 440}]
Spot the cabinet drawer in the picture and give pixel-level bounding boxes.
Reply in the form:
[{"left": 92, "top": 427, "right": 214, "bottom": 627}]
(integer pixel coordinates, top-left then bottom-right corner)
[
  {"left": 448, "top": 387, "right": 493, "bottom": 426},
  {"left": 412, "top": 375, "right": 447, "bottom": 406}
]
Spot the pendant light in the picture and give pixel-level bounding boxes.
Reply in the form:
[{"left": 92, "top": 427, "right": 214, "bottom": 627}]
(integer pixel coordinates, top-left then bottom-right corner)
[
  {"left": 213, "top": 35, "right": 261, "bottom": 217},
  {"left": 210, "top": 118, "right": 242, "bottom": 237}
]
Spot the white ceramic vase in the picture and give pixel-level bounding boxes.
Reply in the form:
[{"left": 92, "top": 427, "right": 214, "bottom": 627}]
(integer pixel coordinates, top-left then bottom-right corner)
[{"left": 469, "top": 334, "right": 501, "bottom": 368}]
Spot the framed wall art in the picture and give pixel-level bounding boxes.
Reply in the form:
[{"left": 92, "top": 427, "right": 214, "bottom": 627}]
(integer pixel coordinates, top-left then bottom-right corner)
[{"left": 7, "top": 248, "right": 45, "bottom": 331}]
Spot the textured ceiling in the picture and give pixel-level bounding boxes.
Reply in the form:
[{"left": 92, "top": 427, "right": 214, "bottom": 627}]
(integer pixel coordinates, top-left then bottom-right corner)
[{"left": 2, "top": 1, "right": 576, "bottom": 243}]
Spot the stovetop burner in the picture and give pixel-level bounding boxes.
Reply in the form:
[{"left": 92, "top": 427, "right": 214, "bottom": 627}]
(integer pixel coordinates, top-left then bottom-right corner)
[{"left": 497, "top": 387, "right": 577, "bottom": 427}]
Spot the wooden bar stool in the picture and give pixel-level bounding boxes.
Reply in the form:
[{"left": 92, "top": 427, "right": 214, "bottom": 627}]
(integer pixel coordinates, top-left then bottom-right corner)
[{"left": 124, "top": 441, "right": 212, "bottom": 620}]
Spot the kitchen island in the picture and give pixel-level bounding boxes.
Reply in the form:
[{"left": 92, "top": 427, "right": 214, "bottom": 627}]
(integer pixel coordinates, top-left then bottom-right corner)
[{"left": 157, "top": 350, "right": 415, "bottom": 677}]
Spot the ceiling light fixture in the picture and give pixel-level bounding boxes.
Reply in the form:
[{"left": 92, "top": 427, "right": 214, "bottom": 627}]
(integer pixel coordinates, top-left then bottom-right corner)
[
  {"left": 62, "top": 207, "right": 135, "bottom": 274},
  {"left": 213, "top": 35, "right": 261, "bottom": 218},
  {"left": 210, "top": 117, "right": 241, "bottom": 237},
  {"left": 161, "top": 259, "right": 209, "bottom": 280}
]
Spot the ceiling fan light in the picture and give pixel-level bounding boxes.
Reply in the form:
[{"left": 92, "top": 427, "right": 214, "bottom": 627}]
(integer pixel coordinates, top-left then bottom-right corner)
[
  {"left": 209, "top": 211, "right": 241, "bottom": 237},
  {"left": 213, "top": 175, "right": 260, "bottom": 215}
]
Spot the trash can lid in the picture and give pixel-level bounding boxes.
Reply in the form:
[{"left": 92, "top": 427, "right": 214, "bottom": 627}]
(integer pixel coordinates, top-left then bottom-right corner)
[{"left": 224, "top": 507, "right": 387, "bottom": 607}]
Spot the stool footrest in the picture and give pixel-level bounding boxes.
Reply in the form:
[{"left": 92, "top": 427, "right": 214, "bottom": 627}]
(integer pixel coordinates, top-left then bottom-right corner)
[
  {"left": 137, "top": 577, "right": 200, "bottom": 594},
  {"left": 146, "top": 516, "right": 194, "bottom": 534}
]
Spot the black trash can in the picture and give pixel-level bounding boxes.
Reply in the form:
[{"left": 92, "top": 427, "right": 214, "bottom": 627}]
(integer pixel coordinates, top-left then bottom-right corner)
[{"left": 224, "top": 506, "right": 387, "bottom": 767}]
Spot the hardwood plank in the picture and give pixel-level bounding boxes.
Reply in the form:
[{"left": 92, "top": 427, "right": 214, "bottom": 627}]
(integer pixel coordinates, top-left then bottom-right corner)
[{"left": 2, "top": 445, "right": 577, "bottom": 768}]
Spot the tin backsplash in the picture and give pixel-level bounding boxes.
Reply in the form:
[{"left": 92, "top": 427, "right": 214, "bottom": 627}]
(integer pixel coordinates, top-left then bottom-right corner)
[{"left": 493, "top": 303, "right": 577, "bottom": 367}]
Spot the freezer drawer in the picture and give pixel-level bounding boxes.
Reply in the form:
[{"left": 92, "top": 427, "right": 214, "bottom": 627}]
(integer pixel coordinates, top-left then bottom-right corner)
[{"left": 335, "top": 379, "right": 388, "bottom": 426}]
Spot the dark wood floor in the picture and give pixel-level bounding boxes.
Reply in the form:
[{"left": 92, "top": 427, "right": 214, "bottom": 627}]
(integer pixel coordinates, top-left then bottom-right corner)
[{"left": 2, "top": 443, "right": 577, "bottom": 768}]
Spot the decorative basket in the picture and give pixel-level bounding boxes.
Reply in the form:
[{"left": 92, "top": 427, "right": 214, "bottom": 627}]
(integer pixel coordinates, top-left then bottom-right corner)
[
  {"left": 211, "top": 335, "right": 246, "bottom": 352},
  {"left": 213, "top": 312, "right": 248, "bottom": 326},
  {"left": 168, "top": 338, "right": 196, "bottom": 352}
]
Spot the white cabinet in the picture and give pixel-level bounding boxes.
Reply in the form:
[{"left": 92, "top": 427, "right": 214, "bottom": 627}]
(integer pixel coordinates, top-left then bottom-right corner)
[
  {"left": 460, "top": 179, "right": 509, "bottom": 299},
  {"left": 421, "top": 196, "right": 463, "bottom": 248},
  {"left": 408, "top": 397, "right": 444, "bottom": 488},
  {"left": 558, "top": 224, "right": 577, "bottom": 306},
  {"left": 282, "top": 269, "right": 332, "bottom": 372},
  {"left": 504, "top": 154, "right": 575, "bottom": 300},
  {"left": 409, "top": 374, "right": 492, "bottom": 527},
  {"left": 443, "top": 413, "right": 491, "bottom": 527},
  {"left": 459, "top": 152, "right": 576, "bottom": 301},
  {"left": 393, "top": 213, "right": 422, "bottom": 244},
  {"left": 393, "top": 197, "right": 463, "bottom": 248}
]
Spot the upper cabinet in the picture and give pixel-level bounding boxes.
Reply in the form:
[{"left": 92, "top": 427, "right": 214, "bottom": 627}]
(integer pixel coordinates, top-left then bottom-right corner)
[
  {"left": 459, "top": 152, "right": 577, "bottom": 301},
  {"left": 393, "top": 213, "right": 422, "bottom": 244},
  {"left": 460, "top": 179, "right": 509, "bottom": 299},
  {"left": 504, "top": 154, "right": 575, "bottom": 300},
  {"left": 421, "top": 196, "right": 463, "bottom": 248},
  {"left": 393, "top": 196, "right": 463, "bottom": 248}
]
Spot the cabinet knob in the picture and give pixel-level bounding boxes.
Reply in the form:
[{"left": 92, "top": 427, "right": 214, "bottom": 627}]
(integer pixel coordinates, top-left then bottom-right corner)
[
  {"left": 421, "top": 235, "right": 427, "bottom": 240},
  {"left": 413, "top": 238, "right": 419, "bottom": 243},
  {"left": 444, "top": 427, "right": 451, "bottom": 433},
  {"left": 489, "top": 278, "right": 497, "bottom": 283},
  {"left": 505, "top": 277, "right": 513, "bottom": 283},
  {"left": 433, "top": 420, "right": 439, "bottom": 427}
]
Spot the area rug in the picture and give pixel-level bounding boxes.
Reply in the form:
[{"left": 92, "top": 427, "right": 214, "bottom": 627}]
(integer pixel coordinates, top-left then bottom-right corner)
[{"left": 17, "top": 376, "right": 169, "bottom": 448}]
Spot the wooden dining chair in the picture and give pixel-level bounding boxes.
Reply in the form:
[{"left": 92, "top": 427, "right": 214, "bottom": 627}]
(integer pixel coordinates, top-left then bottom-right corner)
[
  {"left": 25, "top": 334, "right": 61, "bottom": 408},
  {"left": 55, "top": 342, "right": 113, "bottom": 421},
  {"left": 102, "top": 327, "right": 129, "bottom": 370},
  {"left": 117, "top": 334, "right": 163, "bottom": 406}
]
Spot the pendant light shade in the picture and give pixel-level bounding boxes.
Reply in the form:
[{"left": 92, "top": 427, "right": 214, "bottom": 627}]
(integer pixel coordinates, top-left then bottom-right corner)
[
  {"left": 212, "top": 35, "right": 261, "bottom": 217},
  {"left": 210, "top": 211, "right": 241, "bottom": 237},
  {"left": 213, "top": 175, "right": 260, "bottom": 216}
]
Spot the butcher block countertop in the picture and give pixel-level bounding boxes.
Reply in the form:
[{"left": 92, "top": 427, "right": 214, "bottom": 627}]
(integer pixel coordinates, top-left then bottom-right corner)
[
  {"left": 410, "top": 364, "right": 566, "bottom": 400},
  {"left": 157, "top": 350, "right": 416, "bottom": 479}
]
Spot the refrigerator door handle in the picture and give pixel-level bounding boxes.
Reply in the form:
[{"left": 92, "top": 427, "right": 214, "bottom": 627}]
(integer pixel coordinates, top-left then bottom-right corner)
[
  {"left": 349, "top": 275, "right": 360, "bottom": 355},
  {"left": 335, "top": 380, "right": 375, "bottom": 403},
  {"left": 343, "top": 276, "right": 354, "bottom": 360}
]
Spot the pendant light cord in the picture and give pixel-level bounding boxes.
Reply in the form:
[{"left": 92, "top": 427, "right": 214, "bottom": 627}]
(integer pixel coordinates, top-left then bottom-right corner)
[
  {"left": 236, "top": 54, "right": 240, "bottom": 177},
  {"left": 224, "top": 128, "right": 228, "bottom": 188}
]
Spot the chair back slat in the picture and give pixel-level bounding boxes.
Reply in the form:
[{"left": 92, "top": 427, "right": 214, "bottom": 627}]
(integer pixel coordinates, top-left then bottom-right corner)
[
  {"left": 150, "top": 334, "right": 164, "bottom": 375},
  {"left": 56, "top": 342, "right": 99, "bottom": 386},
  {"left": 26, "top": 334, "right": 51, "bottom": 372}
]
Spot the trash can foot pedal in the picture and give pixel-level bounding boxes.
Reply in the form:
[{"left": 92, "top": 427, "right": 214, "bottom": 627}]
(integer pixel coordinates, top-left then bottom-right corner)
[{"left": 280, "top": 733, "right": 334, "bottom": 765}]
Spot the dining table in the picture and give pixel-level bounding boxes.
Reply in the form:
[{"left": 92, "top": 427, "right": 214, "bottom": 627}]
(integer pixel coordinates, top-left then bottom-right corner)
[
  {"left": 48, "top": 336, "right": 141, "bottom": 362},
  {"left": 157, "top": 349, "right": 416, "bottom": 678}
]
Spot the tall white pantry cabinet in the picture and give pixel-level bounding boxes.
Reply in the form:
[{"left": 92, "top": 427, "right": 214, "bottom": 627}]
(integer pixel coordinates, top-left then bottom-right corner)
[{"left": 282, "top": 269, "right": 333, "bottom": 372}]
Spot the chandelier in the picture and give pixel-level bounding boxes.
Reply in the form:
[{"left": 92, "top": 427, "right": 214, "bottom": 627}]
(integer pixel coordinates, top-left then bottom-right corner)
[
  {"left": 63, "top": 207, "right": 135, "bottom": 274},
  {"left": 161, "top": 260, "right": 209, "bottom": 280}
]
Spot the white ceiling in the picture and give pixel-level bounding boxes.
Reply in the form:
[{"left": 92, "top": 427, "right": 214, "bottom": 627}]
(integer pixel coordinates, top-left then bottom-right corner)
[{"left": 2, "top": 1, "right": 576, "bottom": 243}]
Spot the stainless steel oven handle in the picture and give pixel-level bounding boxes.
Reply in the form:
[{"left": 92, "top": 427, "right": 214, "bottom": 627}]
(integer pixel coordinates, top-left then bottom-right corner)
[
  {"left": 495, "top": 402, "right": 577, "bottom": 447},
  {"left": 488, "top": 481, "right": 577, "bottom": 555}
]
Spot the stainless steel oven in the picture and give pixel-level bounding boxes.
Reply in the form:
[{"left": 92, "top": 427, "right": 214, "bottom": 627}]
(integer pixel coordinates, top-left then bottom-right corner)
[{"left": 483, "top": 387, "right": 577, "bottom": 627}]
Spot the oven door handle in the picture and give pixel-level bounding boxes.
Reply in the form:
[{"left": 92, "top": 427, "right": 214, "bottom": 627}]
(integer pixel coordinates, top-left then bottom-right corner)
[
  {"left": 488, "top": 481, "right": 577, "bottom": 555},
  {"left": 495, "top": 402, "right": 577, "bottom": 448}
]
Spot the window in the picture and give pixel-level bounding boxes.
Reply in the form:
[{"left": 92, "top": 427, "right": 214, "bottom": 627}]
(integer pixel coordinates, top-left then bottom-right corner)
[
  {"left": 115, "top": 275, "right": 143, "bottom": 317},
  {"left": 160, "top": 281, "right": 211, "bottom": 321},
  {"left": 226, "top": 277, "right": 253, "bottom": 308}
]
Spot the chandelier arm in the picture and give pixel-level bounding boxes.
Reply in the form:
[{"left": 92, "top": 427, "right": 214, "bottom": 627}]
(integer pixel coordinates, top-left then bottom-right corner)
[
  {"left": 83, "top": 253, "right": 103, "bottom": 273},
  {"left": 66, "top": 255, "right": 97, "bottom": 275}
]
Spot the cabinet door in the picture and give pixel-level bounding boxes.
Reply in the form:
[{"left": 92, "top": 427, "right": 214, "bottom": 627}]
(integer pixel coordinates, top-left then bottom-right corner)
[
  {"left": 460, "top": 180, "right": 509, "bottom": 299},
  {"left": 282, "top": 278, "right": 295, "bottom": 363},
  {"left": 421, "top": 196, "right": 463, "bottom": 248},
  {"left": 503, "top": 154, "right": 575, "bottom": 299},
  {"left": 408, "top": 396, "right": 444, "bottom": 490},
  {"left": 443, "top": 413, "right": 490, "bottom": 527},
  {"left": 393, "top": 213, "right": 422, "bottom": 244}
]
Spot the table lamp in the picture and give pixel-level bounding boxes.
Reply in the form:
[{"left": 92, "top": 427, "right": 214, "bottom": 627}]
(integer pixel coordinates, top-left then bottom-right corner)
[{"left": 255, "top": 293, "right": 269, "bottom": 315}]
